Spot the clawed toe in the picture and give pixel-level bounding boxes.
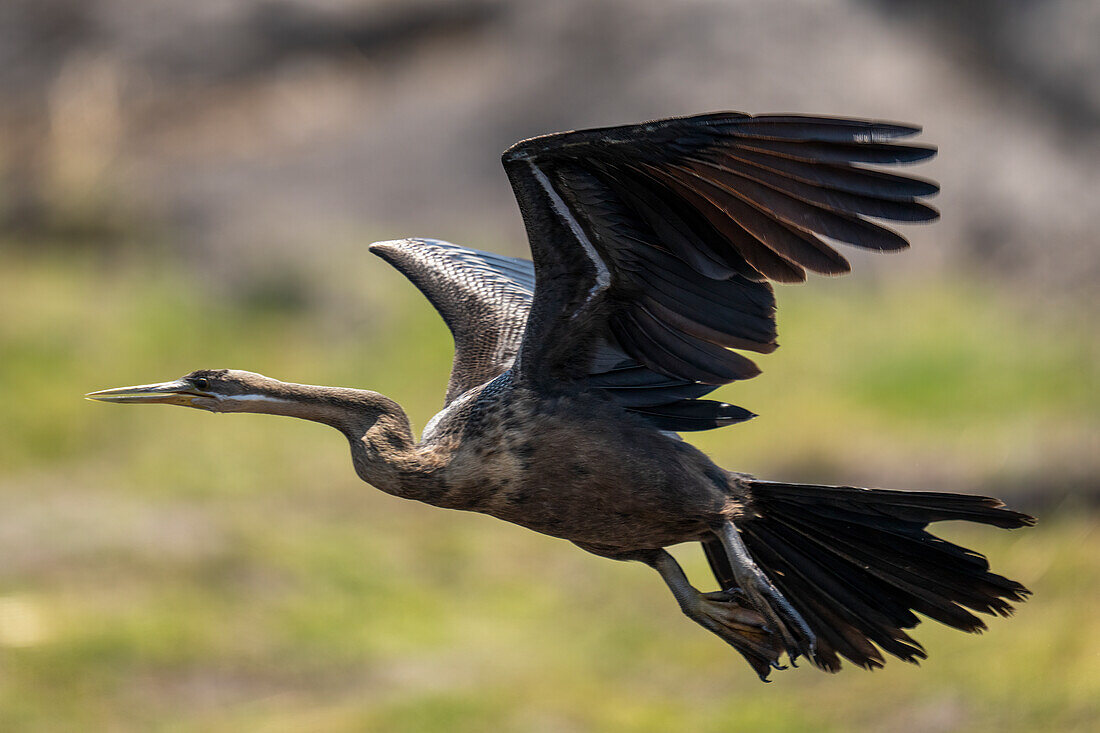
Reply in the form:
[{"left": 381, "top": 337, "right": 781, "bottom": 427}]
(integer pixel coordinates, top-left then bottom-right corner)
[
  {"left": 644, "top": 545, "right": 810, "bottom": 681},
  {"left": 698, "top": 595, "right": 769, "bottom": 632},
  {"left": 691, "top": 593, "right": 788, "bottom": 679},
  {"left": 739, "top": 576, "right": 813, "bottom": 659}
]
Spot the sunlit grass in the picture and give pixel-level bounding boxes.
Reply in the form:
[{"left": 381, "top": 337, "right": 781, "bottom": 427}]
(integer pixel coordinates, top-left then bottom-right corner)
[{"left": 1, "top": 244, "right": 1098, "bottom": 731}]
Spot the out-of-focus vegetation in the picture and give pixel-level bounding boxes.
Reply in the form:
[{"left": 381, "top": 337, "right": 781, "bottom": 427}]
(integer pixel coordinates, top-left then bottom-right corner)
[
  {"left": 1, "top": 244, "right": 1098, "bottom": 731},
  {"left": 3, "top": 1, "right": 1099, "bottom": 730}
]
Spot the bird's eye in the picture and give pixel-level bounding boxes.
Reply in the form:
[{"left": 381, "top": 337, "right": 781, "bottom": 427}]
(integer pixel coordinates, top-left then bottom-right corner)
[{"left": 193, "top": 377, "right": 210, "bottom": 390}]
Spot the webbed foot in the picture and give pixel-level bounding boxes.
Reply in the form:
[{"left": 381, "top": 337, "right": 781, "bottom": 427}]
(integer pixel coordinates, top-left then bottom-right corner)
[
  {"left": 689, "top": 588, "right": 789, "bottom": 680},
  {"left": 617, "top": 546, "right": 801, "bottom": 681}
]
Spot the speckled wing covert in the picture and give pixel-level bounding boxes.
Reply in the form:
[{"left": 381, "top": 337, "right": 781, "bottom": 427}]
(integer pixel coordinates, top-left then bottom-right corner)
[
  {"left": 369, "top": 239, "right": 534, "bottom": 405},
  {"left": 501, "top": 111, "right": 938, "bottom": 422}
]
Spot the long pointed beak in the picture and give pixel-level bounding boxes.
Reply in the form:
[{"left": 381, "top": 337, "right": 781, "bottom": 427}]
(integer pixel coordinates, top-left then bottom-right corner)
[{"left": 85, "top": 380, "right": 205, "bottom": 406}]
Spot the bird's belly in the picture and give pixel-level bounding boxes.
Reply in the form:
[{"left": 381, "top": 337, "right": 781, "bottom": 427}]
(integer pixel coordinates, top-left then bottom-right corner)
[
  {"left": 435, "top": 404, "right": 728, "bottom": 549},
  {"left": 483, "top": 479, "right": 714, "bottom": 549}
]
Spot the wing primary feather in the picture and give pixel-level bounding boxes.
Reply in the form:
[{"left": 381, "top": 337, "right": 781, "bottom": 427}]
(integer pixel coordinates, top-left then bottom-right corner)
[
  {"left": 672, "top": 162, "right": 912, "bottom": 252},
  {"left": 714, "top": 116, "right": 923, "bottom": 142},
  {"left": 689, "top": 155, "right": 939, "bottom": 223},
  {"left": 638, "top": 163, "right": 812, "bottom": 281},
  {"left": 585, "top": 164, "right": 739, "bottom": 279},
  {"left": 693, "top": 147, "right": 939, "bottom": 200},
  {"left": 731, "top": 138, "right": 936, "bottom": 165},
  {"left": 646, "top": 163, "right": 850, "bottom": 275}
]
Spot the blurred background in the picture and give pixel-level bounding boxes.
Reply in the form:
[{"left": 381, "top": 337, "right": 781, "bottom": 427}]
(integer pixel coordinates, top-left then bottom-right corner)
[{"left": 2, "top": 0, "right": 1098, "bottom": 730}]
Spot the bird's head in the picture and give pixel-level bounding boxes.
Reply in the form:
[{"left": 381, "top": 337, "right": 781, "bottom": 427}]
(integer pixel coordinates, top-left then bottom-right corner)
[{"left": 86, "top": 369, "right": 286, "bottom": 413}]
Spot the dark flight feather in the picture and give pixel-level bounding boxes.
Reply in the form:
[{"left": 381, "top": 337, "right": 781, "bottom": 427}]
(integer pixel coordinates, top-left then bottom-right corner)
[
  {"left": 502, "top": 111, "right": 938, "bottom": 399},
  {"left": 378, "top": 113, "right": 937, "bottom": 431}
]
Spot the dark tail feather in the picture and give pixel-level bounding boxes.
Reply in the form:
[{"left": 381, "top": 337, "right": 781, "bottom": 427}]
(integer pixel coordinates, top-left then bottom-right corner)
[{"left": 725, "top": 480, "right": 1034, "bottom": 673}]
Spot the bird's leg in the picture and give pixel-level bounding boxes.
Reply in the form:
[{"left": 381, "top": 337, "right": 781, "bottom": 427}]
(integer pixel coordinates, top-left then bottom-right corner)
[
  {"left": 634, "top": 549, "right": 789, "bottom": 680},
  {"left": 714, "top": 521, "right": 816, "bottom": 663}
]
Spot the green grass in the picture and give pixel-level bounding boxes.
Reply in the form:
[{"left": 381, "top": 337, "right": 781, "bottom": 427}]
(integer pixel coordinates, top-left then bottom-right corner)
[{"left": 1, "top": 245, "right": 1098, "bottom": 731}]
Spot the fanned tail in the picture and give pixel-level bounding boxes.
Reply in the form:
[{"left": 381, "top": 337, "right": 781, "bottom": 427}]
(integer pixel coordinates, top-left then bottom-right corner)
[{"left": 730, "top": 480, "right": 1034, "bottom": 673}]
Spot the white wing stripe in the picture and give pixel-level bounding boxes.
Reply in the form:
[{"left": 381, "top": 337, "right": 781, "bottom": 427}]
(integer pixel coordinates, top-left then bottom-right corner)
[{"left": 527, "top": 161, "right": 610, "bottom": 306}]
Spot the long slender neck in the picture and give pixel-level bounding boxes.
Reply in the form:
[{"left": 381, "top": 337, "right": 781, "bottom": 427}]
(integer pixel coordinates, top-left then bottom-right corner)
[{"left": 234, "top": 381, "right": 439, "bottom": 501}]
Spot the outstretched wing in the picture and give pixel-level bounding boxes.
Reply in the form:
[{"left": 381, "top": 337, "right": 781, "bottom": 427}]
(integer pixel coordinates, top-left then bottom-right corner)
[
  {"left": 369, "top": 239, "right": 534, "bottom": 404},
  {"left": 502, "top": 112, "right": 938, "bottom": 413},
  {"left": 370, "top": 238, "right": 741, "bottom": 430}
]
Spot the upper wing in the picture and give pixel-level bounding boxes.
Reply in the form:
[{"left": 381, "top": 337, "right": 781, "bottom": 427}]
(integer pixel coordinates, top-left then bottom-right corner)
[
  {"left": 502, "top": 112, "right": 938, "bottom": 408},
  {"left": 369, "top": 239, "right": 534, "bottom": 404},
  {"left": 370, "top": 238, "right": 737, "bottom": 430}
]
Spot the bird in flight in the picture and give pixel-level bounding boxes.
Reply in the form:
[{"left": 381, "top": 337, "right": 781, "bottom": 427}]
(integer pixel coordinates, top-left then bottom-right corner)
[{"left": 89, "top": 112, "right": 1033, "bottom": 680}]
